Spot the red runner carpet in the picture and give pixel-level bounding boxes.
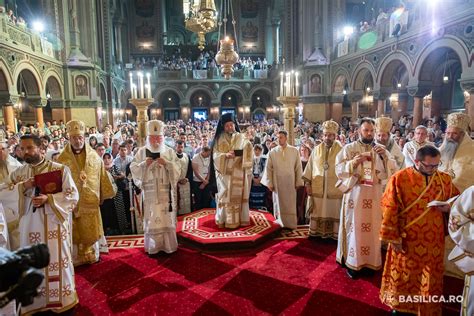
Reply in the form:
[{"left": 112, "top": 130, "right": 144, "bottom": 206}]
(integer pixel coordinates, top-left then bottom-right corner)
[{"left": 74, "top": 236, "right": 463, "bottom": 315}]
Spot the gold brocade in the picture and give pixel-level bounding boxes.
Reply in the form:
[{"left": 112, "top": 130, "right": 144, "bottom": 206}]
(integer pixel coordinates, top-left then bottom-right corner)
[
  {"left": 305, "top": 142, "right": 343, "bottom": 199},
  {"left": 57, "top": 144, "right": 116, "bottom": 251}
]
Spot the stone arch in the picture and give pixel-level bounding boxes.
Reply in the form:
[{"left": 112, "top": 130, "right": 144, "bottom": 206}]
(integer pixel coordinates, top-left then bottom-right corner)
[
  {"left": 43, "top": 71, "right": 64, "bottom": 99},
  {"left": 351, "top": 62, "right": 376, "bottom": 91},
  {"left": 155, "top": 86, "right": 185, "bottom": 103},
  {"left": 189, "top": 90, "right": 212, "bottom": 108},
  {"left": 14, "top": 63, "right": 41, "bottom": 98},
  {"left": 0, "top": 58, "right": 13, "bottom": 92},
  {"left": 98, "top": 79, "right": 108, "bottom": 102},
  {"left": 249, "top": 88, "right": 272, "bottom": 112},
  {"left": 185, "top": 85, "right": 216, "bottom": 103},
  {"left": 217, "top": 85, "right": 246, "bottom": 103},
  {"left": 160, "top": 91, "right": 181, "bottom": 108},
  {"left": 376, "top": 52, "right": 413, "bottom": 88},
  {"left": 248, "top": 85, "right": 272, "bottom": 102},
  {"left": 413, "top": 36, "right": 470, "bottom": 81},
  {"left": 332, "top": 69, "right": 350, "bottom": 94}
]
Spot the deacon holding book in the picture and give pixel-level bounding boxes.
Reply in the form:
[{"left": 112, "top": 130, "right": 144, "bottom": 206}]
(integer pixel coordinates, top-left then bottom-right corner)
[
  {"left": 212, "top": 113, "right": 253, "bottom": 229},
  {"left": 0, "top": 135, "right": 80, "bottom": 314},
  {"left": 335, "top": 117, "right": 395, "bottom": 279},
  {"left": 57, "top": 120, "right": 116, "bottom": 266},
  {"left": 130, "top": 120, "right": 180, "bottom": 254},
  {"left": 380, "top": 145, "right": 459, "bottom": 315}
]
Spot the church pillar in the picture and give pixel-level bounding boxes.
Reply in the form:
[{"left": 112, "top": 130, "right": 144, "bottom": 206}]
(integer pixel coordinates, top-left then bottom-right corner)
[
  {"left": 427, "top": 87, "right": 442, "bottom": 119},
  {"left": 3, "top": 103, "right": 15, "bottom": 132},
  {"left": 330, "top": 102, "right": 342, "bottom": 122},
  {"left": 392, "top": 92, "right": 408, "bottom": 123},
  {"left": 373, "top": 90, "right": 391, "bottom": 118},
  {"left": 349, "top": 93, "right": 362, "bottom": 122},
  {"left": 35, "top": 106, "right": 45, "bottom": 128},
  {"left": 272, "top": 19, "right": 280, "bottom": 64},
  {"left": 413, "top": 97, "right": 423, "bottom": 126}
]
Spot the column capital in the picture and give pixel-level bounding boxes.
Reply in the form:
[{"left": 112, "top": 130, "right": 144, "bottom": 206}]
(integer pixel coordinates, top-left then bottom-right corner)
[
  {"left": 372, "top": 89, "right": 391, "bottom": 100},
  {"left": 406, "top": 85, "right": 431, "bottom": 98},
  {"left": 460, "top": 79, "right": 474, "bottom": 94},
  {"left": 348, "top": 92, "right": 363, "bottom": 102}
]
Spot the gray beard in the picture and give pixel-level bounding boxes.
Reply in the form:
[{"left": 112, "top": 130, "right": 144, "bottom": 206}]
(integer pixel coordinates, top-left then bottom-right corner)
[{"left": 440, "top": 139, "right": 458, "bottom": 161}]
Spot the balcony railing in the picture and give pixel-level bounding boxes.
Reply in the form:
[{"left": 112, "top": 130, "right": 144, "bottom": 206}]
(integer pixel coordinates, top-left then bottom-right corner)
[
  {"left": 0, "top": 15, "right": 57, "bottom": 60},
  {"left": 128, "top": 67, "right": 272, "bottom": 81},
  {"left": 334, "top": 0, "right": 473, "bottom": 60}
]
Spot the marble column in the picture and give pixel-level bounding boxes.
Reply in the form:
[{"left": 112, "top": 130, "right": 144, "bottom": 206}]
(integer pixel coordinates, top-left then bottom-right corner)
[
  {"left": 461, "top": 80, "right": 474, "bottom": 130},
  {"left": 3, "top": 103, "right": 15, "bottom": 132},
  {"left": 35, "top": 106, "right": 45, "bottom": 128},
  {"left": 330, "top": 102, "right": 343, "bottom": 122},
  {"left": 407, "top": 85, "right": 431, "bottom": 127},
  {"left": 349, "top": 93, "right": 363, "bottom": 122}
]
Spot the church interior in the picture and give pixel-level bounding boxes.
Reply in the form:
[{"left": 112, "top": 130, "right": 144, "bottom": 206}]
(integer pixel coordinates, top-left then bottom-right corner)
[{"left": 0, "top": 0, "right": 473, "bottom": 315}]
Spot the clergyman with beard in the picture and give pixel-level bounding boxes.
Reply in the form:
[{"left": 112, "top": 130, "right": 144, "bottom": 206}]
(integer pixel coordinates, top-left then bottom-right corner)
[
  {"left": 374, "top": 116, "right": 405, "bottom": 171},
  {"left": 335, "top": 117, "right": 393, "bottom": 279},
  {"left": 439, "top": 112, "right": 474, "bottom": 278},
  {"left": 1, "top": 135, "right": 80, "bottom": 314},
  {"left": 302, "top": 120, "right": 343, "bottom": 239},
  {"left": 57, "top": 120, "right": 116, "bottom": 266}
]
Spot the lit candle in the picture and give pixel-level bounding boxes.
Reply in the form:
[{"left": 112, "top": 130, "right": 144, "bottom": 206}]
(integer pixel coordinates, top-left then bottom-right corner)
[
  {"left": 146, "top": 73, "right": 151, "bottom": 98},
  {"left": 129, "top": 72, "right": 134, "bottom": 97},
  {"left": 295, "top": 72, "right": 299, "bottom": 96},
  {"left": 138, "top": 72, "right": 144, "bottom": 98},
  {"left": 280, "top": 72, "right": 284, "bottom": 97},
  {"left": 286, "top": 72, "right": 291, "bottom": 96}
]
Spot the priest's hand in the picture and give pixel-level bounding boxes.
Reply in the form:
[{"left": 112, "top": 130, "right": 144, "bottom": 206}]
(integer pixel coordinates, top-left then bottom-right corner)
[
  {"left": 145, "top": 158, "right": 154, "bottom": 167},
  {"left": 373, "top": 144, "right": 387, "bottom": 157},
  {"left": 32, "top": 194, "right": 48, "bottom": 208},
  {"left": 156, "top": 157, "right": 167, "bottom": 166},
  {"left": 226, "top": 151, "right": 235, "bottom": 159},
  {"left": 178, "top": 179, "right": 188, "bottom": 185},
  {"left": 353, "top": 154, "right": 369, "bottom": 167},
  {"left": 23, "top": 177, "right": 36, "bottom": 190}
]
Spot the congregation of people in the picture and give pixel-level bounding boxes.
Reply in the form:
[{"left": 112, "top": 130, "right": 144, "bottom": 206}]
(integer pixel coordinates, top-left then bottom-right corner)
[{"left": 0, "top": 110, "right": 473, "bottom": 315}]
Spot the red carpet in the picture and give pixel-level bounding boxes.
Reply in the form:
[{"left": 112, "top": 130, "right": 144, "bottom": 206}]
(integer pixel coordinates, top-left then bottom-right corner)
[
  {"left": 74, "top": 237, "right": 463, "bottom": 315},
  {"left": 176, "top": 209, "right": 281, "bottom": 250}
]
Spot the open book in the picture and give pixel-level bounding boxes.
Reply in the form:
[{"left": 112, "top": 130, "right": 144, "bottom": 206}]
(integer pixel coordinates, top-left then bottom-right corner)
[{"left": 427, "top": 195, "right": 459, "bottom": 208}]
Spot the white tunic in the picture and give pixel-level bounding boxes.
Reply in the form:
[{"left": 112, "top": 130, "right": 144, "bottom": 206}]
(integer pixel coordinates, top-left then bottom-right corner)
[
  {"left": 130, "top": 145, "right": 180, "bottom": 254},
  {"left": 1, "top": 160, "right": 79, "bottom": 314},
  {"left": 176, "top": 153, "right": 191, "bottom": 215},
  {"left": 402, "top": 140, "right": 433, "bottom": 167},
  {"left": 448, "top": 186, "right": 474, "bottom": 316},
  {"left": 261, "top": 145, "right": 303, "bottom": 229},
  {"left": 335, "top": 141, "right": 392, "bottom": 270}
]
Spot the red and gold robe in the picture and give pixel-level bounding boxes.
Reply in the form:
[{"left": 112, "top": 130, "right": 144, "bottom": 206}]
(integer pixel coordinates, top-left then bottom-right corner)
[{"left": 380, "top": 167, "right": 459, "bottom": 315}]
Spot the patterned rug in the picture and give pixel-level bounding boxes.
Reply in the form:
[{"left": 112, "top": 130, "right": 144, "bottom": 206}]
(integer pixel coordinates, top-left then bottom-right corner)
[{"left": 76, "top": 237, "right": 463, "bottom": 315}]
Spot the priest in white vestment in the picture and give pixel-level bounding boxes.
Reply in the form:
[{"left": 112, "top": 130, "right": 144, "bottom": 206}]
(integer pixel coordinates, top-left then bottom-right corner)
[
  {"left": 302, "top": 120, "right": 343, "bottom": 239},
  {"left": 402, "top": 125, "right": 433, "bottom": 167},
  {"left": 175, "top": 140, "right": 192, "bottom": 215},
  {"left": 374, "top": 117, "right": 405, "bottom": 172},
  {"left": 0, "top": 130, "right": 22, "bottom": 249},
  {"left": 448, "top": 185, "right": 474, "bottom": 316},
  {"left": 1, "top": 135, "right": 79, "bottom": 314},
  {"left": 131, "top": 120, "right": 180, "bottom": 254},
  {"left": 335, "top": 118, "right": 395, "bottom": 279},
  {"left": 440, "top": 112, "right": 474, "bottom": 278},
  {"left": 212, "top": 113, "right": 253, "bottom": 229},
  {"left": 262, "top": 130, "right": 303, "bottom": 229}
]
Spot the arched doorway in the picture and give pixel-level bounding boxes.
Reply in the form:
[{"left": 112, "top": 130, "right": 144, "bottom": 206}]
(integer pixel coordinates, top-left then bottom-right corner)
[
  {"left": 220, "top": 90, "right": 240, "bottom": 116},
  {"left": 160, "top": 91, "right": 180, "bottom": 121},
  {"left": 352, "top": 67, "right": 375, "bottom": 116},
  {"left": 44, "top": 76, "right": 62, "bottom": 123},
  {"left": 190, "top": 90, "right": 211, "bottom": 121},
  {"left": 17, "top": 69, "right": 41, "bottom": 125},
  {"left": 378, "top": 59, "right": 409, "bottom": 121},
  {"left": 418, "top": 47, "right": 463, "bottom": 117},
  {"left": 250, "top": 89, "right": 271, "bottom": 120},
  {"left": 0, "top": 68, "right": 9, "bottom": 126}
]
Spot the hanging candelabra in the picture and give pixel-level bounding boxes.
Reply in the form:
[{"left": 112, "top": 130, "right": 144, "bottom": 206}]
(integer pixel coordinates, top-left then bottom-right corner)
[
  {"left": 184, "top": 0, "right": 217, "bottom": 50},
  {"left": 214, "top": 0, "right": 239, "bottom": 80}
]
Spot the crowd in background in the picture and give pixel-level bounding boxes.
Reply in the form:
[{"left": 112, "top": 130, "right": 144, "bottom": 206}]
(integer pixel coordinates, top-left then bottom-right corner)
[{"left": 0, "top": 111, "right": 454, "bottom": 235}]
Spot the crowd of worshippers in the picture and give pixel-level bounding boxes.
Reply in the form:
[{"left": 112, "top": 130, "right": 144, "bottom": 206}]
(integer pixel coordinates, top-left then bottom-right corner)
[{"left": 0, "top": 111, "right": 473, "bottom": 315}]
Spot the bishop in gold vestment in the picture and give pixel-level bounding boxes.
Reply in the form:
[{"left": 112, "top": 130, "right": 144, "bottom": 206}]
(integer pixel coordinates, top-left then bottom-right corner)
[
  {"left": 302, "top": 120, "right": 342, "bottom": 239},
  {"left": 57, "top": 120, "right": 116, "bottom": 266}
]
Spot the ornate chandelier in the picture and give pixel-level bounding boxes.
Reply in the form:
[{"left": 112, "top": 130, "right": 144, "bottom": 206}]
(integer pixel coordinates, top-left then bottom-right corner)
[
  {"left": 183, "top": 0, "right": 217, "bottom": 50},
  {"left": 214, "top": 0, "right": 239, "bottom": 79}
]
